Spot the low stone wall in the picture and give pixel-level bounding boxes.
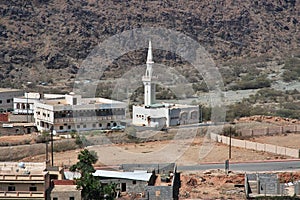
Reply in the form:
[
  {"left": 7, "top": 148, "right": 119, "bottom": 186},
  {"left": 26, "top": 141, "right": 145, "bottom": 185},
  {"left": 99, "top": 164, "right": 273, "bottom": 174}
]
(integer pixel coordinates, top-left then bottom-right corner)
[
  {"left": 210, "top": 133, "right": 300, "bottom": 158},
  {"left": 0, "top": 139, "right": 77, "bottom": 161}
]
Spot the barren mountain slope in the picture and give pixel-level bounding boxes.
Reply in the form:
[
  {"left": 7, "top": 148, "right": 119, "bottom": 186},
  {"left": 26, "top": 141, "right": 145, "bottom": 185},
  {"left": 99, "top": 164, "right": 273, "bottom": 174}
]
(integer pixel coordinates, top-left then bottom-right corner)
[{"left": 0, "top": 0, "right": 299, "bottom": 89}]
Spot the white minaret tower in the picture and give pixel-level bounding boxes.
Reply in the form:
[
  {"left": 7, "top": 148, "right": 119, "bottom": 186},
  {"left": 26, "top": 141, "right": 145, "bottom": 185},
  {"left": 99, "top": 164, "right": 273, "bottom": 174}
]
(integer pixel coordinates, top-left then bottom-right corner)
[{"left": 142, "top": 41, "right": 155, "bottom": 106}]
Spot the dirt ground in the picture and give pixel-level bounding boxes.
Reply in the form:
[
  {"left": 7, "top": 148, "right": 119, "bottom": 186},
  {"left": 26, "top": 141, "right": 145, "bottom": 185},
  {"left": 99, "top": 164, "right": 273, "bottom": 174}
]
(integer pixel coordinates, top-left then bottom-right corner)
[
  {"left": 19, "top": 136, "right": 292, "bottom": 168},
  {"left": 180, "top": 170, "right": 300, "bottom": 200},
  {"left": 0, "top": 134, "right": 33, "bottom": 143},
  {"left": 180, "top": 170, "right": 245, "bottom": 199}
]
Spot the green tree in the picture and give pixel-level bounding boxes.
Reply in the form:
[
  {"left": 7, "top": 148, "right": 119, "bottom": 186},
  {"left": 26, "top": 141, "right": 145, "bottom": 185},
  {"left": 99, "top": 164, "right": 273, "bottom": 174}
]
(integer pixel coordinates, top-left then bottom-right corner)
[{"left": 70, "top": 149, "right": 102, "bottom": 200}]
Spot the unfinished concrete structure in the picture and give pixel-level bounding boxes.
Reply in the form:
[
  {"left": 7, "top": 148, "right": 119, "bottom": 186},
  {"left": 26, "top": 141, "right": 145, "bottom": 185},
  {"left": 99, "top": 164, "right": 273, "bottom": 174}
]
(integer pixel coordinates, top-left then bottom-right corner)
[{"left": 245, "top": 173, "right": 281, "bottom": 198}]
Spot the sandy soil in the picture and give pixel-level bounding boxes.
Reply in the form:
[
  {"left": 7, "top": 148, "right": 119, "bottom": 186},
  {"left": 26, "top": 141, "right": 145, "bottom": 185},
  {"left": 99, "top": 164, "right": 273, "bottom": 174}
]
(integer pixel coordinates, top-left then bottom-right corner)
[
  {"left": 20, "top": 136, "right": 291, "bottom": 168},
  {"left": 251, "top": 133, "right": 300, "bottom": 149},
  {"left": 0, "top": 134, "right": 33, "bottom": 143}
]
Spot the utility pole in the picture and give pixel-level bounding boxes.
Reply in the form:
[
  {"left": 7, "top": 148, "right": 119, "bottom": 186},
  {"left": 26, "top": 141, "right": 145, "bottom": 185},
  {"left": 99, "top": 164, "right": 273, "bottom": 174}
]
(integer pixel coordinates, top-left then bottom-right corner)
[
  {"left": 229, "top": 126, "right": 232, "bottom": 159},
  {"left": 228, "top": 122, "right": 236, "bottom": 160},
  {"left": 26, "top": 92, "right": 29, "bottom": 122},
  {"left": 50, "top": 126, "right": 54, "bottom": 166},
  {"left": 199, "top": 105, "right": 203, "bottom": 123}
]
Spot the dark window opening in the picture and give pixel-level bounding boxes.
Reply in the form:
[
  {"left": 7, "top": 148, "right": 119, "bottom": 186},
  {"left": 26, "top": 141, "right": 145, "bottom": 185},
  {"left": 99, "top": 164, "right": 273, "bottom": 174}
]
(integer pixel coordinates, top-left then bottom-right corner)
[
  {"left": 8, "top": 186, "right": 15, "bottom": 191},
  {"left": 29, "top": 186, "right": 37, "bottom": 191},
  {"left": 121, "top": 183, "right": 126, "bottom": 192}
]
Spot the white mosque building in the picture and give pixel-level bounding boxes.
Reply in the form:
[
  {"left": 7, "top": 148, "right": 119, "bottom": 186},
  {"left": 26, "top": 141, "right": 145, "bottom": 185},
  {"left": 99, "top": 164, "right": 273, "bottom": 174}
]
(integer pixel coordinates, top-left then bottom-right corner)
[{"left": 132, "top": 41, "right": 199, "bottom": 128}]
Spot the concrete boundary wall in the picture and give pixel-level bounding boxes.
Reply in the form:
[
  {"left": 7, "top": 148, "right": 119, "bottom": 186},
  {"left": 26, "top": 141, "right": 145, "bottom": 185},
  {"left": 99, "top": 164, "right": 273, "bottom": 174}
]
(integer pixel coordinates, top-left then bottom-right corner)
[
  {"left": 240, "top": 125, "right": 300, "bottom": 137},
  {"left": 210, "top": 133, "right": 299, "bottom": 158}
]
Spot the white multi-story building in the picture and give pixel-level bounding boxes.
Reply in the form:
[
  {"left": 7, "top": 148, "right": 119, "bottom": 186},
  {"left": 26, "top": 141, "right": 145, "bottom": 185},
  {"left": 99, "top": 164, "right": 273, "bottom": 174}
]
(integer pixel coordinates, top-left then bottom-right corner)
[
  {"left": 132, "top": 42, "right": 199, "bottom": 128},
  {"left": 0, "top": 88, "right": 23, "bottom": 112},
  {"left": 13, "top": 93, "right": 65, "bottom": 115},
  {"left": 34, "top": 93, "right": 126, "bottom": 133}
]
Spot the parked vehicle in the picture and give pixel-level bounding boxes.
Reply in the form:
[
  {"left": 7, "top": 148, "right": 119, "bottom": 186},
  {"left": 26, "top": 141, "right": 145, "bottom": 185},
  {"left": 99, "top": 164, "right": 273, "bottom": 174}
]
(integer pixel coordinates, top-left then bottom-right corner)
[{"left": 111, "top": 125, "right": 125, "bottom": 131}]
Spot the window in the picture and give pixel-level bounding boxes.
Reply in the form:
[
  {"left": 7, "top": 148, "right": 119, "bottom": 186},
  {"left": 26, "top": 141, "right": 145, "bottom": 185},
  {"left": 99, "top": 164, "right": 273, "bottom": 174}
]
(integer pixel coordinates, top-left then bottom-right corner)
[
  {"left": 68, "top": 125, "right": 71, "bottom": 129},
  {"left": 29, "top": 186, "right": 37, "bottom": 191},
  {"left": 83, "top": 124, "right": 86, "bottom": 128},
  {"left": 92, "top": 124, "right": 96, "bottom": 128},
  {"left": 8, "top": 186, "right": 15, "bottom": 191},
  {"left": 99, "top": 123, "right": 102, "bottom": 127},
  {"left": 121, "top": 183, "right": 126, "bottom": 192},
  {"left": 77, "top": 125, "right": 80, "bottom": 129},
  {"left": 0, "top": 100, "right": 2, "bottom": 104},
  {"left": 69, "top": 197, "right": 75, "bottom": 200},
  {"left": 132, "top": 180, "right": 136, "bottom": 184},
  {"left": 53, "top": 198, "right": 58, "bottom": 200},
  {"left": 59, "top": 126, "right": 63, "bottom": 130},
  {"left": 7, "top": 99, "right": 11, "bottom": 103}
]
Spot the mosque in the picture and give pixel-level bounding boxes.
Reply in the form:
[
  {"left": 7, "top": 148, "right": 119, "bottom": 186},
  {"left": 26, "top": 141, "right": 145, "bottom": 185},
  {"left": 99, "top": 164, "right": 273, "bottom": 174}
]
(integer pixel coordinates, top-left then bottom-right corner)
[{"left": 132, "top": 41, "right": 199, "bottom": 128}]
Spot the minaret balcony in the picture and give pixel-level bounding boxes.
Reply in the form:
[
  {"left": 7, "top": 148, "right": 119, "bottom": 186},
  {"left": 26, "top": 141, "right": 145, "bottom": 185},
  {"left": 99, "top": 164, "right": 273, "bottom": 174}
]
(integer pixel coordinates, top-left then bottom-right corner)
[{"left": 142, "top": 76, "right": 151, "bottom": 82}]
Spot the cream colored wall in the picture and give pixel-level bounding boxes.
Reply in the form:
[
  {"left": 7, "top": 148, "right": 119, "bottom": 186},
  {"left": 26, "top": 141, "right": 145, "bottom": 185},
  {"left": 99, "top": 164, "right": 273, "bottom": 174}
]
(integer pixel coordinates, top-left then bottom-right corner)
[{"left": 0, "top": 183, "right": 44, "bottom": 192}]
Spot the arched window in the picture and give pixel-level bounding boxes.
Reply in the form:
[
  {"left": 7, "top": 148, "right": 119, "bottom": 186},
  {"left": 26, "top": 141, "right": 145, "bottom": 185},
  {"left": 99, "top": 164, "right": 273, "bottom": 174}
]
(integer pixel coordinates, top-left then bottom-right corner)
[{"left": 16, "top": 103, "right": 20, "bottom": 109}]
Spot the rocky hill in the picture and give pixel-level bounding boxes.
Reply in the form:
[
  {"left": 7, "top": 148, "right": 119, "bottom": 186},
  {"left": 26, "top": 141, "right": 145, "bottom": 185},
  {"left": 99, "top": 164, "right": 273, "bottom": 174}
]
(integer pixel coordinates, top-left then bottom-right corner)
[{"left": 0, "top": 0, "right": 299, "bottom": 91}]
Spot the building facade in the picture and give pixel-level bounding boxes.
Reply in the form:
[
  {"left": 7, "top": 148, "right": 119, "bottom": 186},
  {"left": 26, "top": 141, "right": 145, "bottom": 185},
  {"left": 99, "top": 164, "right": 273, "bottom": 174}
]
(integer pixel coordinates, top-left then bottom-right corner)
[
  {"left": 0, "top": 88, "right": 23, "bottom": 113},
  {"left": 49, "top": 180, "right": 81, "bottom": 200},
  {"left": 34, "top": 93, "right": 126, "bottom": 133},
  {"left": 0, "top": 162, "right": 50, "bottom": 200}
]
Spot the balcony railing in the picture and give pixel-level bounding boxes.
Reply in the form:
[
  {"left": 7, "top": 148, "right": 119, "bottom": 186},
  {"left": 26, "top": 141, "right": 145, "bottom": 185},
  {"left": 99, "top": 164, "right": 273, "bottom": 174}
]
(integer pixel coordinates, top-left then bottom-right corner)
[
  {"left": 54, "top": 115, "right": 125, "bottom": 123},
  {"left": 0, "top": 174, "right": 44, "bottom": 181},
  {"left": 0, "top": 191, "right": 44, "bottom": 198}
]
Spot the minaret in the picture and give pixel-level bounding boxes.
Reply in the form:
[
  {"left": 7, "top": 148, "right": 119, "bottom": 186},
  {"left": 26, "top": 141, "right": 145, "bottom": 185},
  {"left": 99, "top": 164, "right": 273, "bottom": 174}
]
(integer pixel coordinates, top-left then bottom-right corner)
[{"left": 142, "top": 41, "right": 155, "bottom": 106}]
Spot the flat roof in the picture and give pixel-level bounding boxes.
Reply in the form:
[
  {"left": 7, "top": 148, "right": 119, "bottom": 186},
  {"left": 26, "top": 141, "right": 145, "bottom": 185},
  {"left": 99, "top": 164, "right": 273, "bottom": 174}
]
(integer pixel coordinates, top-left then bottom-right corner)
[
  {"left": 0, "top": 162, "right": 46, "bottom": 175},
  {"left": 138, "top": 103, "right": 198, "bottom": 109},
  {"left": 93, "top": 170, "right": 152, "bottom": 181},
  {"left": 52, "top": 184, "right": 77, "bottom": 192},
  {"left": 0, "top": 88, "right": 23, "bottom": 93}
]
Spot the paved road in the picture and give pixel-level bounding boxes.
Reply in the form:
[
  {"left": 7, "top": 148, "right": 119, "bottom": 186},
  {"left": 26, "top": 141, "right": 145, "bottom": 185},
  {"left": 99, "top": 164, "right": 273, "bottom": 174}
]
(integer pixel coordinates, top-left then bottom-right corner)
[{"left": 178, "top": 160, "right": 300, "bottom": 172}]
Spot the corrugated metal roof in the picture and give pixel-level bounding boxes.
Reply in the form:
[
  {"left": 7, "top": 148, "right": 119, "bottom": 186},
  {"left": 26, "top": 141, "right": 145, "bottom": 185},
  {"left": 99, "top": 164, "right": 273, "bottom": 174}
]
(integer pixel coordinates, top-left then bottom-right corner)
[{"left": 93, "top": 170, "right": 152, "bottom": 181}]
